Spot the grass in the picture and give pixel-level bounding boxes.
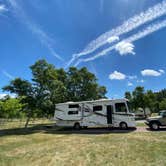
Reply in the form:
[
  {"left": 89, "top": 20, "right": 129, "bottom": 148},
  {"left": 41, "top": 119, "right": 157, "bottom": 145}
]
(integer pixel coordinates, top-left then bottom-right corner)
[
  {"left": 136, "top": 120, "right": 147, "bottom": 127},
  {"left": 136, "top": 122, "right": 146, "bottom": 127},
  {"left": 0, "top": 120, "right": 166, "bottom": 166},
  {"left": 0, "top": 118, "right": 54, "bottom": 130}
]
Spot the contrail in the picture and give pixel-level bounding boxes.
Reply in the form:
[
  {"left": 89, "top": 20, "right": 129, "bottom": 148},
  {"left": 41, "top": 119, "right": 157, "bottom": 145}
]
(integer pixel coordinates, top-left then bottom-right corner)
[
  {"left": 73, "top": 1, "right": 166, "bottom": 59},
  {"left": 2, "top": 70, "right": 14, "bottom": 79},
  {"left": 7, "top": 0, "right": 63, "bottom": 61},
  {"left": 74, "top": 19, "right": 166, "bottom": 66}
]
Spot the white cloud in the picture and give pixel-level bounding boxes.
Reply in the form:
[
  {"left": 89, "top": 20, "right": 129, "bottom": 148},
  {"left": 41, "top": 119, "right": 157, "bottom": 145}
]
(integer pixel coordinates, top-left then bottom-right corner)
[
  {"left": 159, "top": 69, "right": 165, "bottom": 74},
  {"left": 109, "top": 71, "right": 126, "bottom": 80},
  {"left": 68, "top": 1, "right": 166, "bottom": 67},
  {"left": 0, "top": 4, "right": 8, "bottom": 12},
  {"left": 127, "top": 82, "right": 133, "bottom": 86},
  {"left": 141, "top": 69, "right": 164, "bottom": 77},
  {"left": 107, "top": 36, "right": 119, "bottom": 43},
  {"left": 128, "top": 75, "right": 137, "bottom": 80},
  {"left": 75, "top": 19, "right": 166, "bottom": 65},
  {"left": 0, "top": 93, "right": 16, "bottom": 99},
  {"left": 74, "top": 1, "right": 166, "bottom": 57},
  {"left": 137, "top": 79, "right": 145, "bottom": 83},
  {"left": 115, "top": 41, "right": 135, "bottom": 55},
  {"left": 0, "top": 94, "right": 7, "bottom": 99}
]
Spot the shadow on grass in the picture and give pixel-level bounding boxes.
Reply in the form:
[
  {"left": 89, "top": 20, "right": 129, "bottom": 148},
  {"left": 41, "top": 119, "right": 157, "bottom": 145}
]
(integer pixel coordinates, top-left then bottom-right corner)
[
  {"left": 146, "top": 127, "right": 166, "bottom": 132},
  {"left": 0, "top": 124, "right": 138, "bottom": 137}
]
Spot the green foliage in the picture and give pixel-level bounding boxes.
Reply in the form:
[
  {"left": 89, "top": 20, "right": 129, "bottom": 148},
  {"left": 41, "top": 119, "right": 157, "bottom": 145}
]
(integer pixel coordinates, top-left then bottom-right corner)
[
  {"left": 155, "top": 89, "right": 166, "bottom": 101},
  {"left": 132, "top": 86, "right": 145, "bottom": 110},
  {"left": 125, "top": 91, "right": 132, "bottom": 101},
  {"left": 30, "top": 59, "right": 67, "bottom": 116},
  {"left": 2, "top": 59, "right": 107, "bottom": 121},
  {"left": 66, "top": 67, "right": 107, "bottom": 101},
  {"left": 0, "top": 97, "right": 24, "bottom": 118},
  {"left": 3, "top": 78, "right": 32, "bottom": 96},
  {"left": 125, "top": 87, "right": 166, "bottom": 113},
  {"left": 144, "top": 90, "right": 158, "bottom": 112},
  {"left": 159, "top": 98, "right": 166, "bottom": 110}
]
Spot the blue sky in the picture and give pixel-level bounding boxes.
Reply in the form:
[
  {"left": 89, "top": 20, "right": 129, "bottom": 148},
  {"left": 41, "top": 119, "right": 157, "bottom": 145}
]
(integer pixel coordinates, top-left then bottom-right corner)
[{"left": 0, "top": 0, "right": 166, "bottom": 98}]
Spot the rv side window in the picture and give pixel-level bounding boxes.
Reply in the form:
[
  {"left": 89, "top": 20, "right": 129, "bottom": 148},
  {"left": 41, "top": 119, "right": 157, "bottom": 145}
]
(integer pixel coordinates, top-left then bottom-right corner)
[
  {"left": 93, "top": 105, "right": 102, "bottom": 111},
  {"left": 115, "top": 103, "right": 127, "bottom": 113},
  {"left": 84, "top": 108, "right": 90, "bottom": 112},
  {"left": 68, "top": 104, "right": 79, "bottom": 108},
  {"left": 68, "top": 111, "right": 78, "bottom": 115}
]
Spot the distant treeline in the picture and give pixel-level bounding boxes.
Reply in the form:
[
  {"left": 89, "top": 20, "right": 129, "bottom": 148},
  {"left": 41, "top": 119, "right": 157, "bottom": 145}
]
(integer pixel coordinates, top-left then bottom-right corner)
[{"left": 125, "top": 87, "right": 166, "bottom": 113}]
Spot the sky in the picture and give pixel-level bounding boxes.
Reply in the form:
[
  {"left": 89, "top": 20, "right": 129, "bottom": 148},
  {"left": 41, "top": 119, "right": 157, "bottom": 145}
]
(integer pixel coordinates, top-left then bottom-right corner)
[{"left": 0, "top": 0, "right": 166, "bottom": 99}]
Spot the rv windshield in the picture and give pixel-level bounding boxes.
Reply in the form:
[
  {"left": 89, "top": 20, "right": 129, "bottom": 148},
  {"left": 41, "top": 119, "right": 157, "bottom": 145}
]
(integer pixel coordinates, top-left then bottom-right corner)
[
  {"left": 115, "top": 103, "right": 127, "bottom": 113},
  {"left": 127, "top": 101, "right": 132, "bottom": 113}
]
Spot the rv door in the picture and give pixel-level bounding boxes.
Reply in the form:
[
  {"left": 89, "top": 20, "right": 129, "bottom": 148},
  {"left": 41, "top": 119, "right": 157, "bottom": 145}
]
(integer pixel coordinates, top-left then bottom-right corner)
[{"left": 107, "top": 105, "right": 113, "bottom": 124}]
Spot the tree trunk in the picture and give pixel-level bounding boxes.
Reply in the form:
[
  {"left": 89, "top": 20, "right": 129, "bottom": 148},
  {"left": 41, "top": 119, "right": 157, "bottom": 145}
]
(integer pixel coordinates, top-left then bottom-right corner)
[
  {"left": 143, "top": 107, "right": 146, "bottom": 119},
  {"left": 25, "top": 116, "right": 31, "bottom": 128}
]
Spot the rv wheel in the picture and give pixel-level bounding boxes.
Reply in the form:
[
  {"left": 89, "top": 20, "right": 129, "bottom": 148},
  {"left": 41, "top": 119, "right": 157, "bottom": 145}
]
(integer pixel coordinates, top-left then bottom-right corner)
[
  {"left": 150, "top": 122, "right": 159, "bottom": 130},
  {"left": 120, "top": 122, "right": 128, "bottom": 130},
  {"left": 74, "top": 123, "right": 81, "bottom": 130}
]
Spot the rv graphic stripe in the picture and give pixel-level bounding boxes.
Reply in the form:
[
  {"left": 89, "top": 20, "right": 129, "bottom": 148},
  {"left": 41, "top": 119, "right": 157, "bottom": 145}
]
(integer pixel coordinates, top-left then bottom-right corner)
[
  {"left": 112, "top": 113, "right": 134, "bottom": 116},
  {"left": 55, "top": 108, "right": 64, "bottom": 112}
]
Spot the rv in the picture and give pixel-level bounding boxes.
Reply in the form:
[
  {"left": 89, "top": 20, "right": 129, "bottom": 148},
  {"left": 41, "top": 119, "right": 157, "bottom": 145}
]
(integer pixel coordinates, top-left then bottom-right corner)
[{"left": 54, "top": 99, "right": 136, "bottom": 129}]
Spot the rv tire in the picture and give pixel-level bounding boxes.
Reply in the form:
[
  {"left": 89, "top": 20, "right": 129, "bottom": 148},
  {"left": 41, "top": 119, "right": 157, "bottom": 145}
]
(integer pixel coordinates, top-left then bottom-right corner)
[
  {"left": 149, "top": 121, "right": 159, "bottom": 130},
  {"left": 74, "top": 123, "right": 81, "bottom": 130},
  {"left": 120, "top": 122, "right": 128, "bottom": 130}
]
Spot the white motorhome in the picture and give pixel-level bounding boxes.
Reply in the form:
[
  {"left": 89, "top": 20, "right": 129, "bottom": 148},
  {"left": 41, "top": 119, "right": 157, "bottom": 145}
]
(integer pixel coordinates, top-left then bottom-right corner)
[{"left": 54, "top": 99, "right": 136, "bottom": 129}]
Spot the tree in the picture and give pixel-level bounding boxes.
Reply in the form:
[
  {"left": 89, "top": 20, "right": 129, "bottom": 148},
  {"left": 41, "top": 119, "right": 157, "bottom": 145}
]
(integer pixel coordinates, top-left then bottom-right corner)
[
  {"left": 3, "top": 59, "right": 107, "bottom": 127},
  {"left": 144, "top": 90, "right": 157, "bottom": 112},
  {"left": 66, "top": 67, "right": 107, "bottom": 101},
  {"left": 30, "top": 60, "right": 67, "bottom": 116},
  {"left": 0, "top": 97, "right": 24, "bottom": 119},
  {"left": 3, "top": 78, "right": 32, "bottom": 96},
  {"left": 132, "top": 86, "right": 145, "bottom": 110},
  {"left": 124, "top": 87, "right": 166, "bottom": 114},
  {"left": 96, "top": 86, "right": 107, "bottom": 99},
  {"left": 3, "top": 78, "right": 36, "bottom": 127},
  {"left": 124, "top": 91, "right": 133, "bottom": 111},
  {"left": 125, "top": 91, "right": 132, "bottom": 101},
  {"left": 159, "top": 98, "right": 166, "bottom": 110},
  {"left": 156, "top": 89, "right": 166, "bottom": 102}
]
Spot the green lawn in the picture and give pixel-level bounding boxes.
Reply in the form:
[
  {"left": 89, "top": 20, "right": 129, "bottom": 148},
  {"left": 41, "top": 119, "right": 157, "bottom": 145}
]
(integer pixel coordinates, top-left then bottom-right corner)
[
  {"left": 136, "top": 121, "right": 146, "bottom": 127},
  {"left": 0, "top": 120, "right": 166, "bottom": 166},
  {"left": 0, "top": 118, "right": 54, "bottom": 130}
]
